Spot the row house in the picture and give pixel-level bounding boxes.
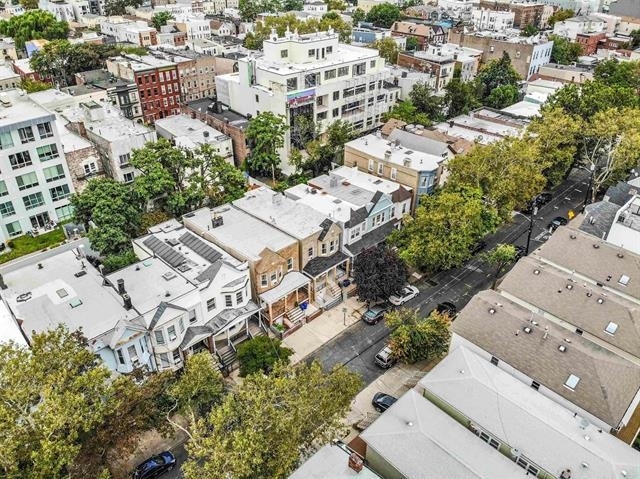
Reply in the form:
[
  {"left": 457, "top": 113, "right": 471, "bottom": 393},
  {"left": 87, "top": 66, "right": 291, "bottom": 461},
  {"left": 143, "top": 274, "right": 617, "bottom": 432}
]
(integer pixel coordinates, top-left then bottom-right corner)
[
  {"left": 157, "top": 25, "right": 188, "bottom": 48},
  {"left": 397, "top": 44, "right": 457, "bottom": 92},
  {"left": 75, "top": 69, "right": 143, "bottom": 123},
  {"left": 106, "top": 55, "right": 181, "bottom": 124},
  {"left": 471, "top": 8, "right": 515, "bottom": 32},
  {"left": 100, "top": 19, "right": 158, "bottom": 47},
  {"left": 390, "top": 21, "right": 448, "bottom": 49},
  {"left": 478, "top": 0, "right": 554, "bottom": 28}
]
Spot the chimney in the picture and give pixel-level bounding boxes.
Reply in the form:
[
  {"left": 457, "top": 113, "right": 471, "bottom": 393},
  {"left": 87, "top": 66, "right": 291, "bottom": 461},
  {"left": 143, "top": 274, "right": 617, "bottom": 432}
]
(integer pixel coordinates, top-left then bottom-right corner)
[
  {"left": 122, "top": 293, "right": 132, "bottom": 310},
  {"left": 329, "top": 175, "right": 338, "bottom": 188},
  {"left": 117, "top": 278, "right": 126, "bottom": 295},
  {"left": 384, "top": 150, "right": 392, "bottom": 161},
  {"left": 212, "top": 215, "right": 224, "bottom": 228},
  {"left": 348, "top": 453, "right": 364, "bottom": 473}
]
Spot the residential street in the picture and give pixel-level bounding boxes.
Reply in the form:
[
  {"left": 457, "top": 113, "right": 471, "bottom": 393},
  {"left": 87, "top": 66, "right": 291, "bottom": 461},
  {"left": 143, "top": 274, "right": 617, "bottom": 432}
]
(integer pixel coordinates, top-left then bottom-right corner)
[{"left": 307, "top": 168, "right": 591, "bottom": 387}]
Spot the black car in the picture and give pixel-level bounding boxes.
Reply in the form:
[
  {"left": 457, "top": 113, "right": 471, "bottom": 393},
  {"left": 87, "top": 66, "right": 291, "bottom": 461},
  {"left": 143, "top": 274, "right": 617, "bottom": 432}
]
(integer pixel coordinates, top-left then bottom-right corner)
[
  {"left": 548, "top": 216, "right": 568, "bottom": 232},
  {"left": 537, "top": 192, "right": 553, "bottom": 206},
  {"left": 133, "top": 451, "right": 176, "bottom": 479},
  {"left": 435, "top": 301, "right": 458, "bottom": 318},
  {"left": 372, "top": 392, "right": 397, "bottom": 413},
  {"left": 470, "top": 240, "right": 487, "bottom": 255},
  {"left": 362, "top": 304, "right": 387, "bottom": 325}
]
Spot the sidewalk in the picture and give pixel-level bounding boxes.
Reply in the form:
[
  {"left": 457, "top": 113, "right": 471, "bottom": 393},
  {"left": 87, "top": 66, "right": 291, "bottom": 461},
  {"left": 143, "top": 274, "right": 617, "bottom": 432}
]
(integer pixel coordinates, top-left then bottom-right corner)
[{"left": 283, "top": 295, "right": 367, "bottom": 363}]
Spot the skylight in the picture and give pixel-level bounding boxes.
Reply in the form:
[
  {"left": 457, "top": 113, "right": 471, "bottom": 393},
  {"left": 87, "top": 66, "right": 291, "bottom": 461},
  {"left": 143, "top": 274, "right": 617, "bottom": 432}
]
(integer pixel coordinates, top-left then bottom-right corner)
[
  {"left": 69, "top": 298, "right": 83, "bottom": 308},
  {"left": 56, "top": 288, "right": 68, "bottom": 298},
  {"left": 619, "top": 274, "right": 630, "bottom": 286},
  {"left": 604, "top": 322, "right": 618, "bottom": 335},
  {"left": 564, "top": 374, "right": 580, "bottom": 390}
]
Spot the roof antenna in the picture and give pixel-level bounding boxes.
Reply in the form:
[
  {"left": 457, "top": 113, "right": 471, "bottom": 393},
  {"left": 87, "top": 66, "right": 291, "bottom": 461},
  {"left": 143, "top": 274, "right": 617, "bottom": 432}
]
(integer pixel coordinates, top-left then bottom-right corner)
[{"left": 543, "top": 326, "right": 549, "bottom": 339}]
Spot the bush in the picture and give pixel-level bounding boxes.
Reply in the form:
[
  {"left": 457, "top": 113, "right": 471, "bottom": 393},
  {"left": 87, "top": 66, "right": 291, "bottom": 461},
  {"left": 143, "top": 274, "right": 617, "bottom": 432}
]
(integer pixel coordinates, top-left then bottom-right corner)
[
  {"left": 237, "top": 336, "right": 293, "bottom": 377},
  {"left": 100, "top": 249, "right": 139, "bottom": 273}
]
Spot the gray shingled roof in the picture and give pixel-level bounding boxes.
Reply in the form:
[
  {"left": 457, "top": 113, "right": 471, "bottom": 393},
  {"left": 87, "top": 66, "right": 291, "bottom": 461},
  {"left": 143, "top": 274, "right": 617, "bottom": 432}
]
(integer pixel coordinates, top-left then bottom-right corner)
[
  {"left": 604, "top": 181, "right": 638, "bottom": 206},
  {"left": 345, "top": 222, "right": 394, "bottom": 256},
  {"left": 345, "top": 206, "right": 368, "bottom": 228},
  {"left": 579, "top": 201, "right": 619, "bottom": 240},
  {"left": 453, "top": 290, "right": 640, "bottom": 428},
  {"left": 303, "top": 251, "right": 349, "bottom": 278}
]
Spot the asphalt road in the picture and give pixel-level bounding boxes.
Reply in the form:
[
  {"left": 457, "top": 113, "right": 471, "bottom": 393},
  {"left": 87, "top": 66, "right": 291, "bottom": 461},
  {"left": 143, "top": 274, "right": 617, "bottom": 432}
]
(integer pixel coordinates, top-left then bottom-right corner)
[{"left": 307, "top": 168, "right": 591, "bottom": 388}]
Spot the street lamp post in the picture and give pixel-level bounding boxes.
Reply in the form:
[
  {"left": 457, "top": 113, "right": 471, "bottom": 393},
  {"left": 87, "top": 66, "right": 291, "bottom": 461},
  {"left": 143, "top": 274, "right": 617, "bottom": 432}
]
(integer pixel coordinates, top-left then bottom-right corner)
[
  {"left": 342, "top": 307, "right": 347, "bottom": 326},
  {"left": 525, "top": 203, "right": 538, "bottom": 256}
]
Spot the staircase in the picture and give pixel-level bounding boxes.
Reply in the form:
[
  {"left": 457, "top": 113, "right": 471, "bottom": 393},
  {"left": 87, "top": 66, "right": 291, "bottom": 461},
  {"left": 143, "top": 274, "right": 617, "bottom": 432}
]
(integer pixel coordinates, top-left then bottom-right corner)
[
  {"left": 248, "top": 318, "right": 267, "bottom": 338},
  {"left": 217, "top": 345, "right": 237, "bottom": 370},
  {"left": 232, "top": 332, "right": 250, "bottom": 348},
  {"left": 322, "top": 282, "right": 343, "bottom": 310},
  {"left": 285, "top": 306, "right": 305, "bottom": 327}
]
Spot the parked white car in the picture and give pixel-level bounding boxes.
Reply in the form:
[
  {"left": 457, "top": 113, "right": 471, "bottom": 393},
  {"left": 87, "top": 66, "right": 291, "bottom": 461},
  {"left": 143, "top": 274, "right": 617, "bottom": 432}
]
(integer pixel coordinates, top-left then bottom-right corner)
[{"left": 389, "top": 285, "right": 419, "bottom": 306}]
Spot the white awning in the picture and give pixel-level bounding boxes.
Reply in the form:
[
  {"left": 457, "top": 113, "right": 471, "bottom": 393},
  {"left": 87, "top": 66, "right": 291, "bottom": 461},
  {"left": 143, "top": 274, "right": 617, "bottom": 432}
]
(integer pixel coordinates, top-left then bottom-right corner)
[{"left": 259, "top": 271, "right": 310, "bottom": 305}]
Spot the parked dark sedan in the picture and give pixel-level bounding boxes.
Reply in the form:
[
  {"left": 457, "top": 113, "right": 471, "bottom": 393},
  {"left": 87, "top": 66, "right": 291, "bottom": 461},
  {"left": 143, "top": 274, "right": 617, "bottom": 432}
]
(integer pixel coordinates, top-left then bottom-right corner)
[
  {"left": 548, "top": 216, "right": 568, "bottom": 232},
  {"left": 522, "top": 192, "right": 552, "bottom": 214},
  {"left": 372, "top": 392, "right": 397, "bottom": 413},
  {"left": 435, "top": 301, "right": 458, "bottom": 318},
  {"left": 133, "top": 451, "right": 176, "bottom": 479},
  {"left": 362, "top": 304, "right": 387, "bottom": 325}
]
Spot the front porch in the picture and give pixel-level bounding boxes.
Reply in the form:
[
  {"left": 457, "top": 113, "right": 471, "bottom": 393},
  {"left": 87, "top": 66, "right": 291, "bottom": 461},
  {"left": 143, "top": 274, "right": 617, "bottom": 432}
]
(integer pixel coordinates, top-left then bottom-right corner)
[
  {"left": 304, "top": 252, "right": 351, "bottom": 310},
  {"left": 259, "top": 271, "right": 316, "bottom": 331}
]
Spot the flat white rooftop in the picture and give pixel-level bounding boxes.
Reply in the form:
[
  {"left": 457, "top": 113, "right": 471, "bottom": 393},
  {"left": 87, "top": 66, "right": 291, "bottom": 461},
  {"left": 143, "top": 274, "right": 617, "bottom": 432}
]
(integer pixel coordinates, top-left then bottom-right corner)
[
  {"left": 346, "top": 134, "right": 441, "bottom": 171},
  {"left": 331, "top": 165, "right": 411, "bottom": 197},
  {"left": 0, "top": 89, "right": 55, "bottom": 128},
  {"left": 155, "top": 114, "right": 229, "bottom": 149}
]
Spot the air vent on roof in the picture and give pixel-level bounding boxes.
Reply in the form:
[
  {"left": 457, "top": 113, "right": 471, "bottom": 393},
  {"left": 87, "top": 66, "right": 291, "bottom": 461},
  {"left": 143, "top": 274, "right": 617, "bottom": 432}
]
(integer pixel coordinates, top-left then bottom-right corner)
[
  {"left": 74, "top": 270, "right": 87, "bottom": 278},
  {"left": 593, "top": 244, "right": 600, "bottom": 249},
  {"left": 533, "top": 269, "right": 540, "bottom": 275},
  {"left": 597, "top": 297, "right": 605, "bottom": 304},
  {"left": 523, "top": 326, "right": 532, "bottom": 334},
  {"left": 162, "top": 271, "right": 177, "bottom": 281},
  {"left": 488, "top": 307, "right": 496, "bottom": 314},
  {"left": 166, "top": 238, "right": 180, "bottom": 247},
  {"left": 570, "top": 234, "right": 577, "bottom": 239},
  {"left": 176, "top": 264, "right": 192, "bottom": 273},
  {"left": 558, "top": 345, "right": 567, "bottom": 353},
  {"left": 566, "top": 284, "right": 573, "bottom": 290},
  {"left": 617, "top": 252, "right": 624, "bottom": 259}
]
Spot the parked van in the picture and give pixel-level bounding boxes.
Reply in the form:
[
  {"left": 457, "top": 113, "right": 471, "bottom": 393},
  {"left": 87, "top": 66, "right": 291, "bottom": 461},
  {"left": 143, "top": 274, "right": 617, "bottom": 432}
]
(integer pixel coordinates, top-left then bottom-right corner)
[{"left": 375, "top": 345, "right": 396, "bottom": 369}]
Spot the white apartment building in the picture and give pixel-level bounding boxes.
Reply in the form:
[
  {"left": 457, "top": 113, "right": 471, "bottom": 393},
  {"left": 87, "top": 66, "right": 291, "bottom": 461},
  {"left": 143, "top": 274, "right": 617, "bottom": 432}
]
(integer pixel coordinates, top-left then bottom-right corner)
[
  {"left": 215, "top": 28, "right": 400, "bottom": 170},
  {"left": 438, "top": 0, "right": 478, "bottom": 13},
  {"left": 0, "top": 90, "right": 76, "bottom": 243},
  {"left": 552, "top": 15, "right": 606, "bottom": 40},
  {"left": 38, "top": 0, "right": 78, "bottom": 22},
  {"left": 303, "top": 1, "right": 328, "bottom": 13},
  {"left": 101, "top": 19, "right": 158, "bottom": 47},
  {"left": 175, "top": 14, "right": 212, "bottom": 40},
  {"left": 472, "top": 8, "right": 515, "bottom": 31}
]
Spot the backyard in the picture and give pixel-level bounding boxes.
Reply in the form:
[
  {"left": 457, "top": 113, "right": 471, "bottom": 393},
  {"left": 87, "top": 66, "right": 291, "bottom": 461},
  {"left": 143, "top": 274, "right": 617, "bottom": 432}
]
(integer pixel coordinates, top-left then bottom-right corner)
[{"left": 0, "top": 228, "right": 66, "bottom": 265}]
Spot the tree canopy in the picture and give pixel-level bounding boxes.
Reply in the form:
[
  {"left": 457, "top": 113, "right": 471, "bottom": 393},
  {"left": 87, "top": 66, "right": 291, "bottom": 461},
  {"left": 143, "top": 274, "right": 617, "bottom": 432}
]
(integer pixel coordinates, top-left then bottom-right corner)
[
  {"left": 365, "top": 3, "right": 402, "bottom": 28},
  {"left": 594, "top": 59, "right": 640, "bottom": 91},
  {"left": 475, "top": 51, "right": 521, "bottom": 105},
  {"left": 245, "top": 111, "right": 288, "bottom": 178},
  {"left": 442, "top": 77, "right": 481, "bottom": 118},
  {"left": 237, "top": 336, "right": 293, "bottom": 377},
  {"left": 409, "top": 81, "right": 444, "bottom": 122},
  {"left": 387, "top": 308, "right": 451, "bottom": 364},
  {"left": 545, "top": 79, "right": 639, "bottom": 119},
  {"left": 353, "top": 244, "right": 408, "bottom": 304},
  {"left": 548, "top": 34, "right": 582, "bottom": 65},
  {"left": 383, "top": 100, "right": 431, "bottom": 126},
  {"left": 482, "top": 243, "right": 517, "bottom": 288},
  {"left": 182, "top": 362, "right": 362, "bottom": 479},
  {"left": 373, "top": 36, "right": 399, "bottom": 63},
  {"left": 151, "top": 11, "right": 174, "bottom": 30},
  {"left": 548, "top": 8, "right": 574, "bottom": 26},
  {"left": 0, "top": 10, "right": 68, "bottom": 49},
  {"left": 104, "top": 0, "right": 143, "bottom": 16}
]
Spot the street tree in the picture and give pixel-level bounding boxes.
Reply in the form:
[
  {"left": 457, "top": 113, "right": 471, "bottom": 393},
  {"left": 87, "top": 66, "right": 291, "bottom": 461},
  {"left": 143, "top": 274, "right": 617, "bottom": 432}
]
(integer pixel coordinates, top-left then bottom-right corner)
[
  {"left": 290, "top": 115, "right": 318, "bottom": 149},
  {"left": 365, "top": 2, "right": 402, "bottom": 27},
  {"left": 545, "top": 80, "right": 639, "bottom": 119},
  {"left": 0, "top": 10, "right": 68, "bottom": 49},
  {"left": 383, "top": 100, "right": 431, "bottom": 126},
  {"left": 352, "top": 7, "right": 366, "bottom": 26},
  {"left": 475, "top": 51, "right": 521, "bottom": 104},
  {"left": 373, "top": 37, "right": 399, "bottom": 63},
  {"left": 548, "top": 8, "right": 574, "bottom": 26},
  {"left": 389, "top": 186, "right": 499, "bottom": 272},
  {"left": 353, "top": 244, "right": 408, "bottom": 304},
  {"left": 237, "top": 336, "right": 294, "bottom": 377},
  {"left": 484, "top": 83, "right": 519, "bottom": 109},
  {"left": 522, "top": 23, "right": 539, "bottom": 36},
  {"left": 630, "top": 29, "right": 640, "bottom": 49},
  {"left": 594, "top": 59, "right": 640, "bottom": 91},
  {"left": 304, "top": 139, "right": 336, "bottom": 176},
  {"left": 409, "top": 81, "right": 444, "bottom": 122},
  {"left": 151, "top": 11, "right": 174, "bottom": 30},
  {"left": 386, "top": 308, "right": 451, "bottom": 364},
  {"left": 405, "top": 36, "right": 420, "bottom": 51},
  {"left": 182, "top": 362, "right": 362, "bottom": 479},
  {"left": 245, "top": 111, "right": 288, "bottom": 178},
  {"left": 549, "top": 34, "right": 582, "bottom": 65},
  {"left": 446, "top": 137, "right": 547, "bottom": 219},
  {"left": 70, "top": 178, "right": 143, "bottom": 256},
  {"left": 442, "top": 77, "right": 480, "bottom": 118},
  {"left": 482, "top": 243, "right": 517, "bottom": 288},
  {"left": 326, "top": 0, "right": 346, "bottom": 11}
]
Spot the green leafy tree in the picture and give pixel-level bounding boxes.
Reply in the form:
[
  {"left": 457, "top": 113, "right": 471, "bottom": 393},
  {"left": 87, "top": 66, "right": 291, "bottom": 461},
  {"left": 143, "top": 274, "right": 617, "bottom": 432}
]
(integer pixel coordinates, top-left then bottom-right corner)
[
  {"left": 238, "top": 0, "right": 281, "bottom": 21},
  {"left": 409, "top": 81, "right": 444, "bottom": 121},
  {"left": 0, "top": 327, "right": 112, "bottom": 478},
  {"left": 629, "top": 29, "right": 640, "bottom": 49},
  {"left": 19, "top": 0, "right": 38, "bottom": 9},
  {"left": 366, "top": 2, "right": 402, "bottom": 27},
  {"left": 304, "top": 139, "right": 336, "bottom": 176},
  {"left": 243, "top": 32, "right": 263, "bottom": 50},
  {"left": 70, "top": 178, "right": 143, "bottom": 256},
  {"left": 405, "top": 36, "right": 419, "bottom": 51},
  {"left": 373, "top": 36, "right": 399, "bottom": 63},
  {"left": 325, "top": 119, "right": 353, "bottom": 163},
  {"left": 482, "top": 243, "right": 517, "bottom": 288},
  {"left": 100, "top": 249, "right": 138, "bottom": 274},
  {"left": 245, "top": 111, "right": 288, "bottom": 178},
  {"left": 237, "top": 336, "right": 294, "bottom": 377},
  {"left": 352, "top": 7, "right": 366, "bottom": 26},
  {"left": 548, "top": 8, "right": 574, "bottom": 26},
  {"left": 282, "top": 0, "right": 303, "bottom": 10},
  {"left": 476, "top": 51, "right": 521, "bottom": 104},
  {"left": 104, "top": 0, "right": 143, "bottom": 16},
  {"left": 326, "top": 0, "right": 346, "bottom": 10},
  {"left": 548, "top": 34, "right": 582, "bottom": 65},
  {"left": 442, "top": 77, "right": 480, "bottom": 118},
  {"left": 183, "top": 362, "right": 362, "bottom": 479},
  {"left": 545, "top": 80, "right": 639, "bottom": 119},
  {"left": 446, "top": 137, "right": 546, "bottom": 219},
  {"left": 484, "top": 83, "right": 519, "bottom": 109},
  {"left": 387, "top": 308, "right": 451, "bottom": 364},
  {"left": 594, "top": 59, "right": 640, "bottom": 91},
  {"left": 383, "top": 100, "right": 431, "bottom": 126},
  {"left": 389, "top": 186, "right": 499, "bottom": 272},
  {"left": 353, "top": 244, "right": 408, "bottom": 304},
  {"left": 0, "top": 10, "right": 68, "bottom": 49},
  {"left": 152, "top": 11, "right": 174, "bottom": 30},
  {"left": 290, "top": 115, "right": 319, "bottom": 149},
  {"left": 19, "top": 77, "right": 52, "bottom": 93},
  {"left": 521, "top": 23, "right": 539, "bottom": 36}
]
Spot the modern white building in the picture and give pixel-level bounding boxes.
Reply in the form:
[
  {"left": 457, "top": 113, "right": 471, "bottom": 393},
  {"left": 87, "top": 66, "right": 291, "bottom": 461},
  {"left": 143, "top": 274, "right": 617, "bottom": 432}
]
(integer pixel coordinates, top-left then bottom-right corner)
[
  {"left": 215, "top": 28, "right": 400, "bottom": 171},
  {"left": 303, "top": 0, "right": 328, "bottom": 13},
  {"left": 0, "top": 90, "right": 76, "bottom": 243},
  {"left": 100, "top": 18, "right": 158, "bottom": 47},
  {"left": 472, "top": 8, "right": 515, "bottom": 31},
  {"left": 604, "top": 195, "right": 640, "bottom": 256},
  {"left": 38, "top": 0, "right": 79, "bottom": 22},
  {"left": 552, "top": 15, "right": 607, "bottom": 40}
]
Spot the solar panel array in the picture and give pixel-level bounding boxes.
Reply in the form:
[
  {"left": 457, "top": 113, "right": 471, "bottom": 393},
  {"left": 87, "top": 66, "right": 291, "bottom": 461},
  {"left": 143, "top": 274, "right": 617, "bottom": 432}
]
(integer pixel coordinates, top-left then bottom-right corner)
[
  {"left": 142, "top": 235, "right": 187, "bottom": 268},
  {"left": 179, "top": 232, "right": 222, "bottom": 264}
]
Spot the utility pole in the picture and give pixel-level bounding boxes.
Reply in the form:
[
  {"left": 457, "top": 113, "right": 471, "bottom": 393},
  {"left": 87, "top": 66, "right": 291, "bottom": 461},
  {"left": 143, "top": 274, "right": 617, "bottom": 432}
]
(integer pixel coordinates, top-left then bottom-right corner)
[
  {"left": 582, "top": 164, "right": 596, "bottom": 212},
  {"left": 525, "top": 201, "right": 539, "bottom": 256}
]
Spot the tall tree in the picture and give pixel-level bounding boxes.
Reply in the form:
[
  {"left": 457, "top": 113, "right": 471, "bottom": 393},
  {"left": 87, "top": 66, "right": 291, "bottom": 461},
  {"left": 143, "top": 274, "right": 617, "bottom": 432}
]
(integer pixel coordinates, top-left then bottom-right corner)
[
  {"left": 389, "top": 186, "right": 499, "bottom": 272},
  {"left": 484, "top": 83, "right": 519, "bottom": 109},
  {"left": 365, "top": 2, "right": 402, "bottom": 28},
  {"left": 353, "top": 244, "right": 408, "bottom": 304},
  {"left": 352, "top": 7, "right": 366, "bottom": 26},
  {"left": 282, "top": 0, "right": 303, "bottom": 10},
  {"left": 383, "top": 100, "right": 431, "bottom": 126},
  {"left": 545, "top": 80, "right": 639, "bottom": 120},
  {"left": 442, "top": 77, "right": 480, "bottom": 118},
  {"left": 594, "top": 59, "right": 640, "bottom": 91},
  {"left": 405, "top": 36, "right": 420, "bottom": 51},
  {"left": 325, "top": 119, "right": 353, "bottom": 163},
  {"left": 548, "top": 34, "right": 583, "bottom": 65},
  {"left": 475, "top": 51, "right": 521, "bottom": 105},
  {"left": 290, "top": 115, "right": 318, "bottom": 150},
  {"left": 409, "top": 81, "right": 444, "bottom": 121},
  {"left": 548, "top": 8, "right": 574, "bottom": 26},
  {"left": 245, "top": 111, "right": 288, "bottom": 178},
  {"left": 70, "top": 178, "right": 143, "bottom": 256},
  {"left": 0, "top": 10, "right": 68, "bottom": 49},
  {"left": 237, "top": 336, "right": 293, "bottom": 377},
  {"left": 386, "top": 308, "right": 451, "bottom": 364},
  {"left": 104, "top": 0, "right": 143, "bottom": 16},
  {"left": 372, "top": 36, "right": 399, "bottom": 63},
  {"left": 238, "top": 0, "right": 281, "bottom": 21},
  {"left": 151, "top": 11, "right": 174, "bottom": 30},
  {"left": 182, "top": 362, "right": 362, "bottom": 479},
  {"left": 482, "top": 243, "right": 517, "bottom": 288},
  {"left": 19, "top": 0, "right": 38, "bottom": 9},
  {"left": 326, "top": 0, "right": 346, "bottom": 10}
]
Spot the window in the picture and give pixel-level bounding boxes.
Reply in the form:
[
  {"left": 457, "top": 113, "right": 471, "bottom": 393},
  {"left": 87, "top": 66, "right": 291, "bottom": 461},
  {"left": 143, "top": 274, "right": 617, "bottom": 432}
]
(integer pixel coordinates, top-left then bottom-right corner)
[
  {"left": 44, "top": 164, "right": 65, "bottom": 182},
  {"left": 332, "top": 108, "right": 339, "bottom": 117},
  {"left": 343, "top": 87, "right": 354, "bottom": 98},
  {"left": 308, "top": 48, "right": 315, "bottom": 57},
  {"left": 18, "top": 126, "right": 35, "bottom": 143},
  {"left": 167, "top": 325, "right": 177, "bottom": 342},
  {"left": 305, "top": 73, "right": 320, "bottom": 87},
  {"left": 564, "top": 374, "right": 580, "bottom": 390},
  {"left": 478, "top": 431, "right": 500, "bottom": 449},
  {"left": 0, "top": 201, "right": 15, "bottom": 217},
  {"left": 326, "top": 46, "right": 333, "bottom": 53},
  {"left": 287, "top": 77, "right": 298, "bottom": 91},
  {"left": 159, "top": 352, "right": 170, "bottom": 368},
  {"left": 119, "top": 153, "right": 130, "bottom": 166},
  {"left": 22, "top": 192, "right": 44, "bottom": 210},
  {"left": 605, "top": 322, "right": 618, "bottom": 335},
  {"left": 370, "top": 60, "right": 376, "bottom": 68},
  {"left": 123, "top": 172, "right": 135, "bottom": 183},
  {"left": 55, "top": 204, "right": 73, "bottom": 220},
  {"left": 207, "top": 297, "right": 216, "bottom": 311},
  {"left": 127, "top": 345, "right": 138, "bottom": 362},
  {"left": 37, "top": 122, "right": 54, "bottom": 139},
  {"left": 225, "top": 295, "right": 232, "bottom": 307},
  {"left": 377, "top": 163, "right": 384, "bottom": 175},
  {"left": 322, "top": 242, "right": 327, "bottom": 254},
  {"left": 317, "top": 111, "right": 327, "bottom": 121},
  {"left": 0, "top": 130, "right": 13, "bottom": 149},
  {"left": 333, "top": 90, "right": 339, "bottom": 101},
  {"left": 353, "top": 63, "right": 366, "bottom": 76},
  {"left": 172, "top": 350, "right": 182, "bottom": 364},
  {"left": 308, "top": 247, "right": 314, "bottom": 259},
  {"left": 368, "top": 159, "right": 374, "bottom": 171},
  {"left": 50, "top": 184, "right": 70, "bottom": 202},
  {"left": 369, "top": 81, "right": 375, "bottom": 91},
  {"left": 9, "top": 151, "right": 32, "bottom": 169},
  {"left": 188, "top": 309, "right": 197, "bottom": 323},
  {"left": 0, "top": 180, "right": 7, "bottom": 197},
  {"left": 390, "top": 168, "right": 397, "bottom": 180},
  {"left": 338, "top": 66, "right": 349, "bottom": 77},
  {"left": 329, "top": 240, "right": 335, "bottom": 252},
  {"left": 37, "top": 144, "right": 59, "bottom": 162},
  {"left": 531, "top": 381, "right": 540, "bottom": 390},
  {"left": 117, "top": 349, "right": 125, "bottom": 365},
  {"left": 490, "top": 356, "right": 499, "bottom": 366},
  {"left": 236, "top": 290, "right": 243, "bottom": 303},
  {"left": 261, "top": 274, "right": 268, "bottom": 287},
  {"left": 270, "top": 272, "right": 277, "bottom": 285},
  {"left": 6, "top": 221, "right": 21, "bottom": 237},
  {"left": 155, "top": 330, "right": 165, "bottom": 344},
  {"left": 287, "top": 257, "right": 293, "bottom": 271},
  {"left": 281, "top": 49, "right": 288, "bottom": 58},
  {"left": 16, "top": 171, "right": 39, "bottom": 191},
  {"left": 324, "top": 69, "right": 336, "bottom": 80}
]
